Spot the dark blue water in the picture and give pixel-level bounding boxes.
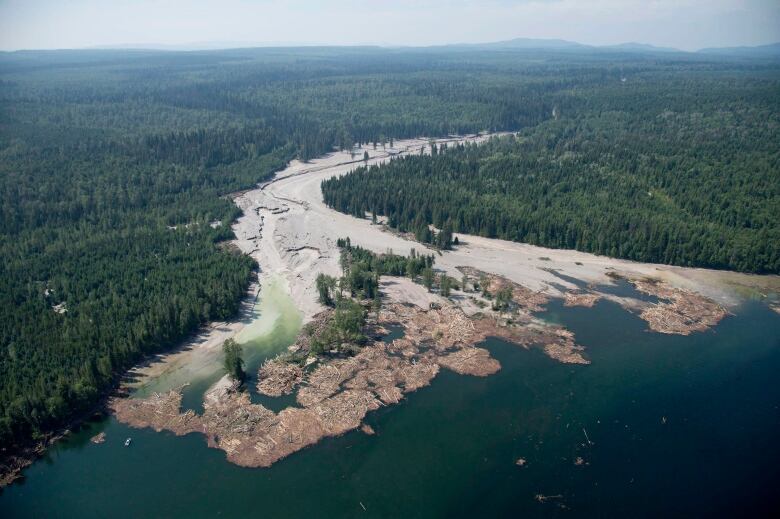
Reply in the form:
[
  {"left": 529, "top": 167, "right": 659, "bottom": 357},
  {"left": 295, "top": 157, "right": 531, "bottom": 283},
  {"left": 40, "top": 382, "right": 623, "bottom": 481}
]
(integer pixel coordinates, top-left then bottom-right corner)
[
  {"left": 382, "top": 324, "right": 406, "bottom": 342},
  {"left": 593, "top": 277, "right": 662, "bottom": 303},
  {"left": 2, "top": 298, "right": 778, "bottom": 518}
]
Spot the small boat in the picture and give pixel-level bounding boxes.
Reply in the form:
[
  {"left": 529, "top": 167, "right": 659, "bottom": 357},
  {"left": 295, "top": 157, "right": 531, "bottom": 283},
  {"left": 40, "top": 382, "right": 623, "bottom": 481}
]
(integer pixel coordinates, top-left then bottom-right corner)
[{"left": 124, "top": 438, "right": 132, "bottom": 447}]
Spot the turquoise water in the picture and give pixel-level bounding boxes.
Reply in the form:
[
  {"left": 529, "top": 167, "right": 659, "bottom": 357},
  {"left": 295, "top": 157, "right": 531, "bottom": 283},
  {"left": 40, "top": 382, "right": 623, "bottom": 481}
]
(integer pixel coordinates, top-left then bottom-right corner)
[
  {"left": 2, "top": 295, "right": 779, "bottom": 517},
  {"left": 134, "top": 277, "right": 302, "bottom": 414}
]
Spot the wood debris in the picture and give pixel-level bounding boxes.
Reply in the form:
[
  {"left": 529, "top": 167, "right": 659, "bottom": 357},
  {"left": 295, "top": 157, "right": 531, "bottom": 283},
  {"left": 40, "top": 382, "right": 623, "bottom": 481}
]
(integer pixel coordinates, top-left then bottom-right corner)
[
  {"left": 563, "top": 291, "right": 601, "bottom": 308},
  {"left": 631, "top": 278, "right": 727, "bottom": 335},
  {"left": 543, "top": 329, "right": 589, "bottom": 365},
  {"left": 288, "top": 309, "right": 333, "bottom": 354},
  {"left": 535, "top": 494, "right": 564, "bottom": 503},
  {"left": 454, "top": 269, "right": 589, "bottom": 363},
  {"left": 436, "top": 347, "right": 500, "bottom": 376},
  {"left": 257, "top": 359, "right": 303, "bottom": 397},
  {"left": 471, "top": 316, "right": 590, "bottom": 365},
  {"left": 457, "top": 266, "right": 549, "bottom": 313}
]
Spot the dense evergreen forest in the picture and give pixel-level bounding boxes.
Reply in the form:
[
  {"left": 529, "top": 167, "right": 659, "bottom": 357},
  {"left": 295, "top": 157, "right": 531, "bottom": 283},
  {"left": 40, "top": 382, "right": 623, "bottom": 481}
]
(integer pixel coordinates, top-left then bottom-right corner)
[
  {"left": 1, "top": 47, "right": 778, "bottom": 455},
  {"left": 323, "top": 68, "right": 780, "bottom": 273}
]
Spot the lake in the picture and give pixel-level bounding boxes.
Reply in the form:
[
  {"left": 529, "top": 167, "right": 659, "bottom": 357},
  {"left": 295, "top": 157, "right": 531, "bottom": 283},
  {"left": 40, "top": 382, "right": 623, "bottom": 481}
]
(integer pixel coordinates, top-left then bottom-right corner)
[{"left": 2, "top": 289, "right": 778, "bottom": 517}]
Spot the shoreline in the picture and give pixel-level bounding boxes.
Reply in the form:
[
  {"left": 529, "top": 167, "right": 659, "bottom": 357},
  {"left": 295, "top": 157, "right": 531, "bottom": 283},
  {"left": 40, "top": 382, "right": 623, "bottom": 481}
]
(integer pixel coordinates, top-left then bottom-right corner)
[
  {"left": 5, "top": 133, "right": 779, "bottom": 488},
  {"left": 235, "top": 133, "right": 779, "bottom": 321}
]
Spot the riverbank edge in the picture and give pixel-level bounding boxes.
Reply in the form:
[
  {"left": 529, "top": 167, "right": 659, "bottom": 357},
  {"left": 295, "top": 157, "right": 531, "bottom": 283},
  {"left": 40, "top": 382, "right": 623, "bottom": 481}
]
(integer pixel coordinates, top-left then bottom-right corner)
[{"left": 0, "top": 135, "right": 300, "bottom": 487}]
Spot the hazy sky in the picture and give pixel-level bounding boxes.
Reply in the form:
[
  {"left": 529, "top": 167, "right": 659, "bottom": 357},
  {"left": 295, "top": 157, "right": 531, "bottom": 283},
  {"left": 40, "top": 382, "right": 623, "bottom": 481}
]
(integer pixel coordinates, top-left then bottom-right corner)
[{"left": 1, "top": 0, "right": 778, "bottom": 52}]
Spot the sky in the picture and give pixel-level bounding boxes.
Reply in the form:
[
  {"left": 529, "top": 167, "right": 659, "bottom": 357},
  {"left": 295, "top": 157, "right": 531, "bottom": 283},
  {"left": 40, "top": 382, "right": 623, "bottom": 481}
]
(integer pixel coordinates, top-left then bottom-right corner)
[{"left": 1, "top": 0, "right": 778, "bottom": 52}]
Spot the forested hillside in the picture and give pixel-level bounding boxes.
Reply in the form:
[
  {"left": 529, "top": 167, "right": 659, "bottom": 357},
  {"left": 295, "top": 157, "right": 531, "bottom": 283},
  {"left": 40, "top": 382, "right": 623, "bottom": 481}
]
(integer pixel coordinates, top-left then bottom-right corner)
[
  {"left": 323, "top": 70, "right": 780, "bottom": 273},
  {"left": 1, "top": 46, "right": 778, "bottom": 455}
]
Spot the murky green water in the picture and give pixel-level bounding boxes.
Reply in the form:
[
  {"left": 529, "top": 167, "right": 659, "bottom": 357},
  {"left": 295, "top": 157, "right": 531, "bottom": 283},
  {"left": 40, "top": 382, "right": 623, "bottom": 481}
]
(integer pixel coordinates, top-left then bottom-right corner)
[
  {"left": 133, "top": 276, "right": 302, "bottom": 413},
  {"left": 2, "top": 288, "right": 779, "bottom": 517}
]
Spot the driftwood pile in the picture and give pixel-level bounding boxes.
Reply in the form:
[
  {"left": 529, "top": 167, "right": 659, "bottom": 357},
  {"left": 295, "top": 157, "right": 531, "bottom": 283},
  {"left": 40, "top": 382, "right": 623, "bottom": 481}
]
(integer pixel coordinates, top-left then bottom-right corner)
[
  {"left": 257, "top": 359, "right": 303, "bottom": 397},
  {"left": 563, "top": 291, "right": 601, "bottom": 308},
  {"left": 632, "top": 278, "right": 727, "bottom": 335}
]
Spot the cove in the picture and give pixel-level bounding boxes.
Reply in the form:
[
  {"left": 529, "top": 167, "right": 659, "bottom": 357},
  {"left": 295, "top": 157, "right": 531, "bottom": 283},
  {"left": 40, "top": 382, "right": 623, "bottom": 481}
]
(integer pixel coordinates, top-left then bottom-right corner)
[{"left": 131, "top": 276, "right": 302, "bottom": 413}]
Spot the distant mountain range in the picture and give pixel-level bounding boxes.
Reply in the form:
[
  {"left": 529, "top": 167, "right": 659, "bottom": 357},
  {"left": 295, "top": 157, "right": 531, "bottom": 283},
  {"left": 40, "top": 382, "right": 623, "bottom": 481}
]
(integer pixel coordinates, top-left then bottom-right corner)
[
  {"left": 698, "top": 42, "right": 780, "bottom": 57},
  {"left": 449, "top": 38, "right": 780, "bottom": 56},
  {"left": 87, "top": 41, "right": 320, "bottom": 51},
  {"left": 601, "top": 42, "right": 680, "bottom": 53},
  {"left": 5, "top": 38, "right": 780, "bottom": 57}
]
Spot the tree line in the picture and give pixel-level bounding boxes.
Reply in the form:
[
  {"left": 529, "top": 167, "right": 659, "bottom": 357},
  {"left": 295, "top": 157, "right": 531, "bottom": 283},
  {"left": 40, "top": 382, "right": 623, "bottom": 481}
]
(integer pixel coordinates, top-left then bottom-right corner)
[{"left": 323, "top": 74, "right": 780, "bottom": 274}]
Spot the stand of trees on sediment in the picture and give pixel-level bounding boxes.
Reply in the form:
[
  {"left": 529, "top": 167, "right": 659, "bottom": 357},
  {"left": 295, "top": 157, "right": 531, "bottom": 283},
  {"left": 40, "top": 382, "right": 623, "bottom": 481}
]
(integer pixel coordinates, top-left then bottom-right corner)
[
  {"left": 223, "top": 339, "right": 246, "bottom": 383},
  {"left": 1, "top": 46, "right": 778, "bottom": 455},
  {"left": 309, "top": 238, "right": 434, "bottom": 356}
]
